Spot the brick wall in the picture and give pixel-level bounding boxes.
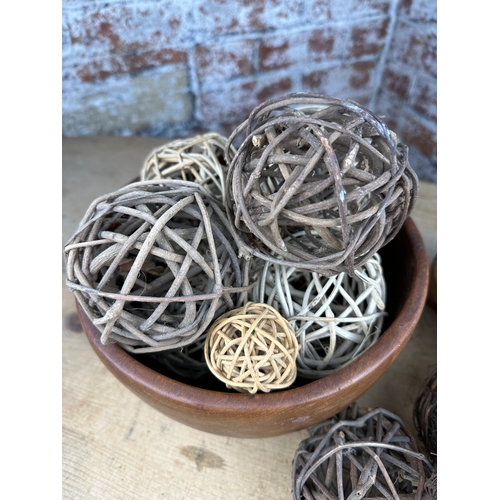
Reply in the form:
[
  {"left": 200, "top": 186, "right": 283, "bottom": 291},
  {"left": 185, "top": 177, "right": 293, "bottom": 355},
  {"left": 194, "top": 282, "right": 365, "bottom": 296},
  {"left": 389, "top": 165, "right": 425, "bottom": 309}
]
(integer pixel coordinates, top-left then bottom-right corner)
[
  {"left": 62, "top": 0, "right": 437, "bottom": 182},
  {"left": 375, "top": 0, "right": 437, "bottom": 181}
]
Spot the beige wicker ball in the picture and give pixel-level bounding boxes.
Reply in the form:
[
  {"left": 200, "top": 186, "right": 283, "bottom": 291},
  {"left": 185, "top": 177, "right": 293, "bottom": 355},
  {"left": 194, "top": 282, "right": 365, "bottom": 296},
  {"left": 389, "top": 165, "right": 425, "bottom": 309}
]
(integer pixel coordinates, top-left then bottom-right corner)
[
  {"left": 204, "top": 302, "right": 299, "bottom": 393},
  {"left": 64, "top": 180, "right": 252, "bottom": 353},
  {"left": 224, "top": 92, "right": 419, "bottom": 276},
  {"left": 141, "top": 132, "right": 234, "bottom": 203}
]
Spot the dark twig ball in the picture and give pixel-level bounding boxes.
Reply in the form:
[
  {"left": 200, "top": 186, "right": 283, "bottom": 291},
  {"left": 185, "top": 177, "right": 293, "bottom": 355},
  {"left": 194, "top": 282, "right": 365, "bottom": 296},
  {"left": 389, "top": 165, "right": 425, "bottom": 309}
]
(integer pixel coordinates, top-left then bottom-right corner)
[
  {"left": 147, "top": 335, "right": 210, "bottom": 380},
  {"left": 413, "top": 369, "right": 437, "bottom": 464},
  {"left": 64, "top": 180, "right": 253, "bottom": 353},
  {"left": 224, "top": 93, "right": 418, "bottom": 276},
  {"left": 292, "top": 403, "right": 435, "bottom": 500}
]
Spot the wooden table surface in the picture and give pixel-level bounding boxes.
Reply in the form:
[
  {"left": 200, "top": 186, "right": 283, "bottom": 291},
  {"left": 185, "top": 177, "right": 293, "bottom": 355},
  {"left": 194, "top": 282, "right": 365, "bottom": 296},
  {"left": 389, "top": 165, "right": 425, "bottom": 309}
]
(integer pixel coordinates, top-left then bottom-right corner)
[{"left": 62, "top": 137, "right": 437, "bottom": 500}]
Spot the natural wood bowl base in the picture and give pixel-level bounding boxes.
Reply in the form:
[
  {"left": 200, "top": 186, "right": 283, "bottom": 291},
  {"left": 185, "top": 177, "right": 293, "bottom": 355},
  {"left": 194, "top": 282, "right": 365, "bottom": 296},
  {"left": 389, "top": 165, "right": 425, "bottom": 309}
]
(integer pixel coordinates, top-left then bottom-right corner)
[{"left": 78, "top": 217, "right": 429, "bottom": 438}]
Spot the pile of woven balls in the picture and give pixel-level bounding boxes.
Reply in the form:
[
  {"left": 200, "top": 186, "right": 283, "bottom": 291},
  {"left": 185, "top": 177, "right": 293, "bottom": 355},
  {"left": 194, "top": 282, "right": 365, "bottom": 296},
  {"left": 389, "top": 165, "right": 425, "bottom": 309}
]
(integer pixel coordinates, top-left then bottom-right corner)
[{"left": 65, "top": 92, "right": 419, "bottom": 395}]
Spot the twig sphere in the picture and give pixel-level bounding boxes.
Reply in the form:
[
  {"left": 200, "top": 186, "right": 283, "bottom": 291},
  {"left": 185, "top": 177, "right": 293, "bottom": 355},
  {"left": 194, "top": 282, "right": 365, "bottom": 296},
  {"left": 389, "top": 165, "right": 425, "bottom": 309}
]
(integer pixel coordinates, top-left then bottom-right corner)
[
  {"left": 141, "top": 132, "right": 233, "bottom": 203},
  {"left": 425, "top": 473, "right": 437, "bottom": 500},
  {"left": 224, "top": 92, "right": 419, "bottom": 276},
  {"left": 413, "top": 368, "right": 437, "bottom": 463},
  {"left": 204, "top": 302, "right": 299, "bottom": 393},
  {"left": 148, "top": 335, "right": 210, "bottom": 380},
  {"left": 64, "top": 180, "right": 252, "bottom": 353},
  {"left": 252, "top": 253, "right": 386, "bottom": 379},
  {"left": 292, "top": 403, "right": 436, "bottom": 500}
]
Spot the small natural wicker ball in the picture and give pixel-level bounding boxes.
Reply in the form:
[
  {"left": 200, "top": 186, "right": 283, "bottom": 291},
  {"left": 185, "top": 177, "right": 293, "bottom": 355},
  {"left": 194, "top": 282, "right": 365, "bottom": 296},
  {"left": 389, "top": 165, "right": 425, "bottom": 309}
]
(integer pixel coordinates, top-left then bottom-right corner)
[
  {"left": 64, "top": 180, "right": 252, "bottom": 353},
  {"left": 252, "top": 253, "right": 386, "bottom": 379},
  {"left": 413, "top": 368, "right": 437, "bottom": 463},
  {"left": 292, "top": 403, "right": 436, "bottom": 500},
  {"left": 204, "top": 302, "right": 299, "bottom": 393},
  {"left": 224, "top": 92, "right": 419, "bottom": 276},
  {"left": 141, "top": 132, "right": 234, "bottom": 203}
]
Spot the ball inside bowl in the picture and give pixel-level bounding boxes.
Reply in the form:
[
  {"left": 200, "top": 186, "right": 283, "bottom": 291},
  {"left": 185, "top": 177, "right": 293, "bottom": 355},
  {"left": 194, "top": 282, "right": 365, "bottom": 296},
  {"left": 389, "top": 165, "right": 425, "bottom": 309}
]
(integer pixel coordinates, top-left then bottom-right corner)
[{"left": 77, "top": 217, "right": 428, "bottom": 438}]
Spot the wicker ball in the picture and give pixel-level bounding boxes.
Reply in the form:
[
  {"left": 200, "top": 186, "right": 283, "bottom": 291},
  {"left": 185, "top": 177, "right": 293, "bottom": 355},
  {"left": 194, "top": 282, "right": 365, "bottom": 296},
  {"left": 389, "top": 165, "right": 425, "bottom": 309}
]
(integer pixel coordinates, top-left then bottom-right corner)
[
  {"left": 252, "top": 253, "right": 386, "bottom": 379},
  {"left": 224, "top": 92, "right": 419, "bottom": 276},
  {"left": 204, "top": 302, "right": 299, "bottom": 393},
  {"left": 292, "top": 403, "right": 436, "bottom": 500},
  {"left": 425, "top": 473, "right": 437, "bottom": 500},
  {"left": 413, "top": 368, "right": 437, "bottom": 463},
  {"left": 64, "top": 180, "right": 252, "bottom": 353},
  {"left": 147, "top": 335, "right": 210, "bottom": 380},
  {"left": 141, "top": 132, "right": 234, "bottom": 203}
]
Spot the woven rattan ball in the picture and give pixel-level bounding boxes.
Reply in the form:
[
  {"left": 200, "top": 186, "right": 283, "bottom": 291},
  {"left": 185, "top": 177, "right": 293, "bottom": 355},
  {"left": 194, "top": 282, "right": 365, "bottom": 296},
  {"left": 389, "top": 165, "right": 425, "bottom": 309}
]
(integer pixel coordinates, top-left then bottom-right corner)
[
  {"left": 141, "top": 132, "right": 234, "bottom": 203},
  {"left": 413, "top": 368, "right": 437, "bottom": 463},
  {"left": 252, "top": 253, "right": 386, "bottom": 379},
  {"left": 224, "top": 92, "right": 419, "bottom": 276},
  {"left": 148, "top": 335, "right": 210, "bottom": 380},
  {"left": 292, "top": 403, "right": 436, "bottom": 500},
  {"left": 204, "top": 302, "right": 299, "bottom": 393},
  {"left": 64, "top": 179, "right": 252, "bottom": 353}
]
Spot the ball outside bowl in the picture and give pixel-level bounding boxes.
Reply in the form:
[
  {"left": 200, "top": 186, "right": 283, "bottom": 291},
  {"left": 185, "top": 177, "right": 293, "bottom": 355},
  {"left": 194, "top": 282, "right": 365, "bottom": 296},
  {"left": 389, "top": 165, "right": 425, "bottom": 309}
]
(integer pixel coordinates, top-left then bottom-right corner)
[{"left": 77, "top": 217, "right": 429, "bottom": 438}]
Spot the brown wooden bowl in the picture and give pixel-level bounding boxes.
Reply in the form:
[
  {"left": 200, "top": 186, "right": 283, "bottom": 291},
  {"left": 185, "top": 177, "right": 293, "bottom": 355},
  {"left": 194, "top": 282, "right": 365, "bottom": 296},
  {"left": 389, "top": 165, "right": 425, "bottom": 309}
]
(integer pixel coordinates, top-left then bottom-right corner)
[{"left": 77, "top": 217, "right": 428, "bottom": 438}]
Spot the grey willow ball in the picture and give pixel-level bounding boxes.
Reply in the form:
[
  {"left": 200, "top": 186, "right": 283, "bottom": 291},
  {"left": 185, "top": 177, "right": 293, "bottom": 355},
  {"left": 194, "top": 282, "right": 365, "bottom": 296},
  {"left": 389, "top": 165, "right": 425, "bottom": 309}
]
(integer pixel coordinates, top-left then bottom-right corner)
[
  {"left": 64, "top": 180, "right": 252, "bottom": 353},
  {"left": 413, "top": 368, "right": 437, "bottom": 464},
  {"left": 224, "top": 93, "right": 419, "bottom": 276},
  {"left": 292, "top": 403, "right": 436, "bottom": 500}
]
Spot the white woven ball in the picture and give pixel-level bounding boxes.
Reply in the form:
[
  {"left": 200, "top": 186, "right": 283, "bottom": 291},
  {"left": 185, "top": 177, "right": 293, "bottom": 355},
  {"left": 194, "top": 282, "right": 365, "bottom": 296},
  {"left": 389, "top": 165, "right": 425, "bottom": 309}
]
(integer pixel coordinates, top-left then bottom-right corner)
[{"left": 252, "top": 254, "right": 387, "bottom": 378}]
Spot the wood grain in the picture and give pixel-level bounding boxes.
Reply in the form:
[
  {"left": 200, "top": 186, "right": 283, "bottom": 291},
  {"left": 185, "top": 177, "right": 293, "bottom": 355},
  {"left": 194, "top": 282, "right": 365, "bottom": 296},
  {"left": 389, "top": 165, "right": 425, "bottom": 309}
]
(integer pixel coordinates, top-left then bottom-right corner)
[{"left": 62, "top": 137, "right": 437, "bottom": 499}]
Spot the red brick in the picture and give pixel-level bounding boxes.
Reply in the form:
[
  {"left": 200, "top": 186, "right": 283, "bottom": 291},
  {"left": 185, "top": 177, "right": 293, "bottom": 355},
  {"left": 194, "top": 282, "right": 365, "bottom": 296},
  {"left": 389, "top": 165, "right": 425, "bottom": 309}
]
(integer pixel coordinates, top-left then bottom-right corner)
[
  {"left": 258, "top": 36, "right": 292, "bottom": 71},
  {"left": 348, "top": 17, "right": 390, "bottom": 58},
  {"left": 421, "top": 30, "right": 437, "bottom": 75},
  {"left": 195, "top": 39, "right": 254, "bottom": 82},
  {"left": 411, "top": 75, "right": 437, "bottom": 122},
  {"left": 389, "top": 21, "right": 417, "bottom": 65},
  {"left": 400, "top": 114, "right": 436, "bottom": 156},
  {"left": 303, "top": 69, "right": 327, "bottom": 90},
  {"left": 386, "top": 26, "right": 406, "bottom": 65},
  {"left": 350, "top": 94, "right": 371, "bottom": 107},
  {"left": 310, "top": 0, "right": 390, "bottom": 22},
  {"left": 381, "top": 66, "right": 411, "bottom": 100},
  {"left": 256, "top": 77, "right": 292, "bottom": 102},
  {"left": 302, "top": 60, "right": 377, "bottom": 98},
  {"left": 196, "top": 0, "right": 303, "bottom": 36},
  {"left": 375, "top": 91, "right": 436, "bottom": 157},
  {"left": 259, "top": 26, "right": 341, "bottom": 71},
  {"left": 400, "top": 0, "right": 437, "bottom": 21},
  {"left": 349, "top": 60, "right": 378, "bottom": 89},
  {"left": 307, "top": 28, "right": 335, "bottom": 56},
  {"left": 199, "top": 75, "right": 292, "bottom": 123},
  {"left": 390, "top": 20, "right": 436, "bottom": 75},
  {"left": 67, "top": 3, "right": 187, "bottom": 51},
  {"left": 75, "top": 49, "right": 187, "bottom": 83}
]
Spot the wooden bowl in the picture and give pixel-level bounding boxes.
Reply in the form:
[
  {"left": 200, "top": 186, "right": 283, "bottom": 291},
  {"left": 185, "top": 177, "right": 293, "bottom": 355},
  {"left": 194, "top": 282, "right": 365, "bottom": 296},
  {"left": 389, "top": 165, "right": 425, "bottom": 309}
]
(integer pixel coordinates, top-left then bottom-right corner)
[{"left": 77, "top": 217, "right": 428, "bottom": 438}]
